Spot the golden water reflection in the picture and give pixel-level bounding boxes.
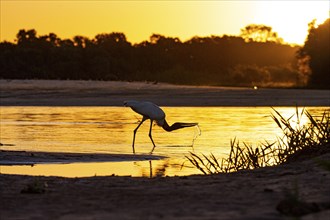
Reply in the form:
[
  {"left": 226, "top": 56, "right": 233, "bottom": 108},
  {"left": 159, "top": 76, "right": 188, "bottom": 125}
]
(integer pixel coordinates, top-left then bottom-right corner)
[
  {"left": 1, "top": 106, "right": 328, "bottom": 177},
  {"left": 0, "top": 159, "right": 197, "bottom": 177}
]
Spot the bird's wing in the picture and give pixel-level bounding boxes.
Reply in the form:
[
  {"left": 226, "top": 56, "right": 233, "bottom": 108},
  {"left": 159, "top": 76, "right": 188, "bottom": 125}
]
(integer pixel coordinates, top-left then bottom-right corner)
[
  {"left": 140, "top": 102, "right": 165, "bottom": 120},
  {"left": 126, "top": 101, "right": 165, "bottom": 120}
]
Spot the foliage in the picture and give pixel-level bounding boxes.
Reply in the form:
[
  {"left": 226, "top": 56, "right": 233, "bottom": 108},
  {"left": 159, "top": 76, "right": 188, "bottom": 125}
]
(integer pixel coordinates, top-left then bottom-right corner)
[
  {"left": 297, "top": 19, "right": 330, "bottom": 88},
  {"left": 0, "top": 28, "right": 301, "bottom": 87},
  {"left": 271, "top": 108, "right": 329, "bottom": 156},
  {"left": 240, "top": 24, "right": 283, "bottom": 43},
  {"left": 187, "top": 108, "right": 330, "bottom": 174}
]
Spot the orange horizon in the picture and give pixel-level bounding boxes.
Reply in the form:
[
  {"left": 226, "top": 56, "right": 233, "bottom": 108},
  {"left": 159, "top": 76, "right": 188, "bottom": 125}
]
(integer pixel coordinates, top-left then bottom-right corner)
[{"left": 1, "top": 1, "right": 329, "bottom": 45}]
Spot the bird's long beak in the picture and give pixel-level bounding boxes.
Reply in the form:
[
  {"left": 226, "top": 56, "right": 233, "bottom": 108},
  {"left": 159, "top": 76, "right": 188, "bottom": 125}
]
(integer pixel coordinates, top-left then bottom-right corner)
[
  {"left": 177, "top": 122, "right": 198, "bottom": 128},
  {"left": 162, "top": 121, "right": 198, "bottom": 132}
]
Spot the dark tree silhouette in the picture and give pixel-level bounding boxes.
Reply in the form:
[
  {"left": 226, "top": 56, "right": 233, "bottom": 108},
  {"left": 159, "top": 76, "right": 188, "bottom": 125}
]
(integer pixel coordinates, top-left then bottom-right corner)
[
  {"left": 0, "top": 28, "right": 301, "bottom": 87},
  {"left": 298, "top": 19, "right": 330, "bottom": 88},
  {"left": 16, "top": 29, "right": 38, "bottom": 45},
  {"left": 240, "top": 24, "right": 283, "bottom": 43}
]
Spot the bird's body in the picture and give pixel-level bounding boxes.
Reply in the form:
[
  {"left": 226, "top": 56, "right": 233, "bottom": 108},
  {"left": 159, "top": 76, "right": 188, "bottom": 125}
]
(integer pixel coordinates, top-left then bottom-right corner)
[
  {"left": 125, "top": 100, "right": 165, "bottom": 125},
  {"left": 124, "top": 100, "right": 197, "bottom": 154}
]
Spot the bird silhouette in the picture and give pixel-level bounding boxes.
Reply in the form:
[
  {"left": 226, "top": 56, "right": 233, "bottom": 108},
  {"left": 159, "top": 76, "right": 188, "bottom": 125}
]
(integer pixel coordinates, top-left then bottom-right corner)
[{"left": 124, "top": 100, "right": 198, "bottom": 154}]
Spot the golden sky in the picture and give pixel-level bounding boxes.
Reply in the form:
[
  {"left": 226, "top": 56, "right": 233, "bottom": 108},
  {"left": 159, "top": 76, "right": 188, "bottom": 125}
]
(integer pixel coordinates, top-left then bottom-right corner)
[{"left": 1, "top": 1, "right": 329, "bottom": 45}]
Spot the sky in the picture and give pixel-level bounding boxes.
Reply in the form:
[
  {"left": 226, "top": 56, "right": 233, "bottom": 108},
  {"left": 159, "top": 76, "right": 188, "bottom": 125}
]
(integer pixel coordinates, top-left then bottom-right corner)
[{"left": 0, "top": 0, "right": 329, "bottom": 45}]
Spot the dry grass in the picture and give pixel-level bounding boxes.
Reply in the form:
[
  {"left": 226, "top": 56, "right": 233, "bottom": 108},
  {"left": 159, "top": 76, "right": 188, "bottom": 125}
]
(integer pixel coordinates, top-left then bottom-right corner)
[{"left": 186, "top": 107, "right": 330, "bottom": 174}]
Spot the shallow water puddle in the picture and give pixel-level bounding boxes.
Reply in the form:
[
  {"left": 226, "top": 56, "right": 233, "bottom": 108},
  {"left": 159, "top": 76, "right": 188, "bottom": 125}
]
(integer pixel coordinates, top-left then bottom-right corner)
[{"left": 0, "top": 159, "right": 197, "bottom": 178}]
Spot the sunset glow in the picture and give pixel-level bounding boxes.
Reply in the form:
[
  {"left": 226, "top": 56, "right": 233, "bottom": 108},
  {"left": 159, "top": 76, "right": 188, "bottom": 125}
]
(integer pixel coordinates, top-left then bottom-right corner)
[{"left": 1, "top": 1, "right": 328, "bottom": 45}]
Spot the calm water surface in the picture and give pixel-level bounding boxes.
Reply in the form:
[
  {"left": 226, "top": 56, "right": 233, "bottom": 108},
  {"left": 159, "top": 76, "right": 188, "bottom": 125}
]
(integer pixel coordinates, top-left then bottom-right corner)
[{"left": 1, "top": 106, "right": 328, "bottom": 177}]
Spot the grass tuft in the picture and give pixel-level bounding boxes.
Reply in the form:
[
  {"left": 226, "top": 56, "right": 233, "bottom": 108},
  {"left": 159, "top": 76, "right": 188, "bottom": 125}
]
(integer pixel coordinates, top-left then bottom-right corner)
[{"left": 187, "top": 107, "right": 330, "bottom": 174}]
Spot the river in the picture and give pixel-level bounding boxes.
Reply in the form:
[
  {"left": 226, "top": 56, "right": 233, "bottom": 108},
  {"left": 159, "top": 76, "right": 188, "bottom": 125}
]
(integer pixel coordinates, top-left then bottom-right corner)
[{"left": 0, "top": 106, "right": 328, "bottom": 177}]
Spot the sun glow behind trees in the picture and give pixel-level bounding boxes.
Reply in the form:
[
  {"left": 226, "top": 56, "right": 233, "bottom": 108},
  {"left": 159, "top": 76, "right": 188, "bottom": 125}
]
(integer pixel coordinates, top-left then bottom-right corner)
[
  {"left": 253, "top": 1, "right": 329, "bottom": 45},
  {"left": 1, "top": 1, "right": 328, "bottom": 45}
]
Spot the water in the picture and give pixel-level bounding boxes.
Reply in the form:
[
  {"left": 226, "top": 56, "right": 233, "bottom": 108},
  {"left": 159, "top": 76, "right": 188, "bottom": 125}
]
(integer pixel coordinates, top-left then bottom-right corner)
[{"left": 0, "top": 106, "right": 328, "bottom": 177}]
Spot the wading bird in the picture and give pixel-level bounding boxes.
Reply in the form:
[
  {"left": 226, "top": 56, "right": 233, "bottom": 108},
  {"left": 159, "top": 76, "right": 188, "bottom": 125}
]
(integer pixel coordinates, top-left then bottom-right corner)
[{"left": 124, "top": 100, "right": 198, "bottom": 154}]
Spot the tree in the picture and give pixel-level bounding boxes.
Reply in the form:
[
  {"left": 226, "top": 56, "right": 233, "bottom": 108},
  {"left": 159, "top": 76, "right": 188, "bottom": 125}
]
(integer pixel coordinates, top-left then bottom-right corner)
[
  {"left": 240, "top": 24, "right": 283, "bottom": 43},
  {"left": 1, "top": 28, "right": 299, "bottom": 86},
  {"left": 73, "top": 36, "right": 91, "bottom": 48},
  {"left": 16, "top": 29, "right": 37, "bottom": 45},
  {"left": 94, "top": 32, "right": 130, "bottom": 48},
  {"left": 298, "top": 19, "right": 330, "bottom": 88}
]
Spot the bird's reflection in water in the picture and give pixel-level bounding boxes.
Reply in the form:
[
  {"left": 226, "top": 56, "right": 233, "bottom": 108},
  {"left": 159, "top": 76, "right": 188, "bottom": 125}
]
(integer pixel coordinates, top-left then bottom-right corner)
[
  {"left": 153, "top": 160, "right": 170, "bottom": 177},
  {"left": 136, "top": 160, "right": 170, "bottom": 178}
]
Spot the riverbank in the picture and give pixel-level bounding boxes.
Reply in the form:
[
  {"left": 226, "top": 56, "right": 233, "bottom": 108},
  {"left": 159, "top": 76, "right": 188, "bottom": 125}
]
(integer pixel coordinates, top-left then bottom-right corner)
[
  {"left": 1, "top": 79, "right": 330, "bottom": 219},
  {"left": 0, "top": 150, "right": 166, "bottom": 165},
  {"left": 1, "top": 151, "right": 330, "bottom": 219},
  {"left": 1, "top": 79, "right": 329, "bottom": 106}
]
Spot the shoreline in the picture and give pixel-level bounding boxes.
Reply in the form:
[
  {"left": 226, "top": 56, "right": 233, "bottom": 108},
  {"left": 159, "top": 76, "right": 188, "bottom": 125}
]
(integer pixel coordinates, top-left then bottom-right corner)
[
  {"left": 0, "top": 150, "right": 166, "bottom": 166},
  {"left": 1, "top": 79, "right": 329, "bottom": 106},
  {"left": 1, "top": 152, "right": 330, "bottom": 219},
  {"left": 1, "top": 79, "right": 330, "bottom": 219}
]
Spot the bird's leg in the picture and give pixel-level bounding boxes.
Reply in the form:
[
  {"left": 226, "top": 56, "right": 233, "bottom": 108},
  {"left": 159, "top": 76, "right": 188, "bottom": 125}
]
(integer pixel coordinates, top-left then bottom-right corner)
[
  {"left": 132, "top": 117, "right": 146, "bottom": 154},
  {"left": 148, "top": 119, "right": 157, "bottom": 154},
  {"left": 149, "top": 160, "right": 152, "bottom": 178}
]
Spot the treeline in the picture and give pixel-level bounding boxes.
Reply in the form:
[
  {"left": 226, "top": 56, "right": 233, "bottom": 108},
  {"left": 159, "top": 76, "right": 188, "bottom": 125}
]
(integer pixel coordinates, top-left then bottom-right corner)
[
  {"left": 0, "top": 28, "right": 303, "bottom": 87},
  {"left": 298, "top": 19, "right": 330, "bottom": 89}
]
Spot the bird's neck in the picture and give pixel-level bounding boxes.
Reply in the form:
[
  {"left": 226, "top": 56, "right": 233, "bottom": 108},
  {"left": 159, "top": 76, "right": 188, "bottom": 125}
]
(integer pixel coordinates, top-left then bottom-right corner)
[{"left": 162, "top": 120, "right": 174, "bottom": 132}]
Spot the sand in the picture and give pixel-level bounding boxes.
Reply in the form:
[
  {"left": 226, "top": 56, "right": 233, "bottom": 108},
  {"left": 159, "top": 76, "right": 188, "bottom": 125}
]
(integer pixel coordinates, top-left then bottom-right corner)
[
  {"left": 1, "top": 79, "right": 330, "bottom": 219},
  {"left": 1, "top": 151, "right": 330, "bottom": 220},
  {"left": 1, "top": 79, "right": 329, "bottom": 106},
  {"left": 0, "top": 150, "right": 166, "bottom": 165}
]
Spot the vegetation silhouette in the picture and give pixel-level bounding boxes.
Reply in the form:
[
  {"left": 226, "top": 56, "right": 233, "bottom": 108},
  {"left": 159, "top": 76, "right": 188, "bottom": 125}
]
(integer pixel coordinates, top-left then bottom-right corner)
[
  {"left": 187, "top": 107, "right": 330, "bottom": 174},
  {"left": 0, "top": 22, "right": 326, "bottom": 88},
  {"left": 298, "top": 18, "right": 330, "bottom": 89},
  {"left": 240, "top": 24, "right": 283, "bottom": 43}
]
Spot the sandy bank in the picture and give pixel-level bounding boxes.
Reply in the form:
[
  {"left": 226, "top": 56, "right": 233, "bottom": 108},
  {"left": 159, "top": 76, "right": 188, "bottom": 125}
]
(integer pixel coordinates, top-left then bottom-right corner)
[
  {"left": 0, "top": 150, "right": 166, "bottom": 165},
  {"left": 1, "top": 79, "right": 329, "bottom": 106},
  {"left": 1, "top": 152, "right": 330, "bottom": 219}
]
